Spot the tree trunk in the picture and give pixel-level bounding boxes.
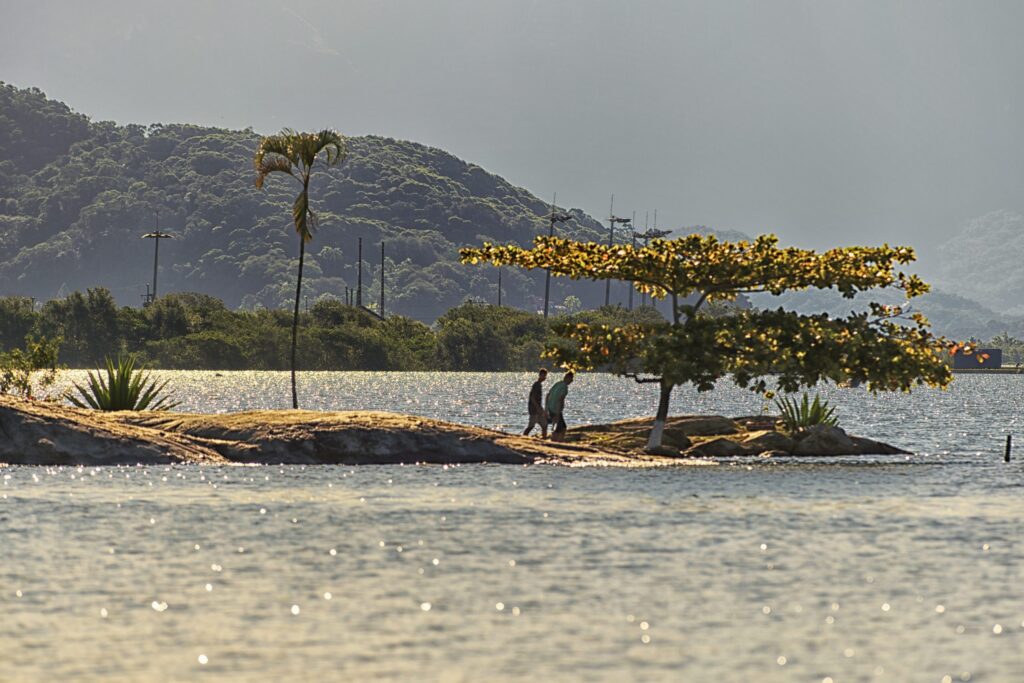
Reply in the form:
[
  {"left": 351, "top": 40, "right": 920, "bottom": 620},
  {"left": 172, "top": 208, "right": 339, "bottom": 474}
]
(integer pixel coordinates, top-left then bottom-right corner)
[
  {"left": 645, "top": 380, "right": 674, "bottom": 451},
  {"left": 291, "top": 237, "right": 305, "bottom": 410}
]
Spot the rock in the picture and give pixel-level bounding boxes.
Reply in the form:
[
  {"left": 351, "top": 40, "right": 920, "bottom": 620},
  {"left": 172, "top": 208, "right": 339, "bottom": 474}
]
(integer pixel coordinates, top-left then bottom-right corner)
[
  {"left": 733, "top": 415, "right": 780, "bottom": 432},
  {"left": 0, "top": 396, "right": 653, "bottom": 467},
  {"left": 686, "top": 437, "right": 749, "bottom": 457},
  {"left": 741, "top": 430, "right": 796, "bottom": 453},
  {"left": 792, "top": 425, "right": 856, "bottom": 455},
  {"left": 0, "top": 397, "right": 223, "bottom": 465},
  {"left": 665, "top": 415, "right": 740, "bottom": 436},
  {"left": 848, "top": 436, "right": 911, "bottom": 455},
  {"left": 658, "top": 433, "right": 692, "bottom": 450},
  {"left": 645, "top": 444, "right": 682, "bottom": 457}
]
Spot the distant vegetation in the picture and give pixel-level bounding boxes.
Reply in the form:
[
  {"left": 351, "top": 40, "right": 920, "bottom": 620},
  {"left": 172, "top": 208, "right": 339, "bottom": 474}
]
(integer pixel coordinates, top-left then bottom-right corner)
[
  {"left": 0, "top": 83, "right": 609, "bottom": 320},
  {"left": 463, "top": 233, "right": 954, "bottom": 449},
  {"left": 0, "top": 290, "right": 662, "bottom": 371}
]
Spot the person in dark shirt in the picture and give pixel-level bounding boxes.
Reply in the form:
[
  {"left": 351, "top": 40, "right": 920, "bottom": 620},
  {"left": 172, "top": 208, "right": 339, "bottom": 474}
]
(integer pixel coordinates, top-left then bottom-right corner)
[{"left": 523, "top": 368, "right": 548, "bottom": 437}]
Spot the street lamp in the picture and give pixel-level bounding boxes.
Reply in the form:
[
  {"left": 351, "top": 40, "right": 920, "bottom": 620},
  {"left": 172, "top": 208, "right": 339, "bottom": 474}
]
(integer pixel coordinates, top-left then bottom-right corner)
[
  {"left": 542, "top": 192, "right": 574, "bottom": 318},
  {"left": 141, "top": 210, "right": 174, "bottom": 306},
  {"left": 604, "top": 194, "right": 632, "bottom": 306},
  {"left": 636, "top": 220, "right": 671, "bottom": 309}
]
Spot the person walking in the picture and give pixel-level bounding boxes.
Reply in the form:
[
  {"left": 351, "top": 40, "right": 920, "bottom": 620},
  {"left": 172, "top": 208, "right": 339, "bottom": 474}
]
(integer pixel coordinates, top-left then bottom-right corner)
[
  {"left": 523, "top": 368, "right": 548, "bottom": 437},
  {"left": 545, "top": 371, "right": 574, "bottom": 441}
]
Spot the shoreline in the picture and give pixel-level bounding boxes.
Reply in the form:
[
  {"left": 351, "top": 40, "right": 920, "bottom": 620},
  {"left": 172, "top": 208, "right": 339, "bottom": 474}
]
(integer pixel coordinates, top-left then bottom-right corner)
[{"left": 1, "top": 396, "right": 909, "bottom": 467}]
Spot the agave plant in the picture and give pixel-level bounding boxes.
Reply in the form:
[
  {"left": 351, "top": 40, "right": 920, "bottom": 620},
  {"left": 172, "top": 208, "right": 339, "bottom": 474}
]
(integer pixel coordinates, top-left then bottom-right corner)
[
  {"left": 774, "top": 392, "right": 838, "bottom": 434},
  {"left": 67, "top": 355, "right": 179, "bottom": 411}
]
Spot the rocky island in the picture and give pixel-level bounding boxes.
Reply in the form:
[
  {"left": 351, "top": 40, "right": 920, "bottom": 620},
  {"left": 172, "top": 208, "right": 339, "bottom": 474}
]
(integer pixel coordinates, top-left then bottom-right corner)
[{"left": 0, "top": 396, "right": 908, "bottom": 467}]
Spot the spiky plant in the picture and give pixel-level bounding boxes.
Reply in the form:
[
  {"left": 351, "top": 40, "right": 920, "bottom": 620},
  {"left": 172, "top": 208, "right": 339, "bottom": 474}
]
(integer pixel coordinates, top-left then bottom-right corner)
[
  {"left": 67, "top": 355, "right": 179, "bottom": 411},
  {"left": 774, "top": 392, "right": 838, "bottom": 434},
  {"left": 255, "top": 129, "right": 347, "bottom": 409}
]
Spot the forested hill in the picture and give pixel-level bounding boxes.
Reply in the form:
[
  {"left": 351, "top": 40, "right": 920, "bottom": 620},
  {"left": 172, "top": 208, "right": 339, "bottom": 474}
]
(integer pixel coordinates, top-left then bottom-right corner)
[{"left": 0, "top": 83, "right": 608, "bottom": 320}]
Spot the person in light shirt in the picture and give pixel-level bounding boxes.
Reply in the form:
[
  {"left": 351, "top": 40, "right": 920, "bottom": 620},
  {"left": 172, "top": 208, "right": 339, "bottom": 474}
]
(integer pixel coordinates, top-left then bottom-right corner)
[{"left": 545, "top": 371, "right": 574, "bottom": 441}]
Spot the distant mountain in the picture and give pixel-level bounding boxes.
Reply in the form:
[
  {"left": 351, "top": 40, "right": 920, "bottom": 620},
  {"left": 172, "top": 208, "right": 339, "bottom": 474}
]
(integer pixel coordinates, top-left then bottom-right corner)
[
  {"left": 0, "top": 83, "right": 609, "bottom": 320},
  {"left": 932, "top": 210, "right": 1024, "bottom": 316}
]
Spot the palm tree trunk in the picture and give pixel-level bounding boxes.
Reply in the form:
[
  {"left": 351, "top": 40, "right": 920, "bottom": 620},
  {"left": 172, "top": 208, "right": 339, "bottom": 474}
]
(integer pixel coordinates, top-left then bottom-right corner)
[
  {"left": 645, "top": 380, "right": 674, "bottom": 451},
  {"left": 291, "top": 236, "right": 305, "bottom": 409}
]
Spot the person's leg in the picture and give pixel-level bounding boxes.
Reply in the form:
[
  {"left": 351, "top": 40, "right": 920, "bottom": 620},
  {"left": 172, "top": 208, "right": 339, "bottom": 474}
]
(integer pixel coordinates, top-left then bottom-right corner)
[
  {"left": 523, "top": 413, "right": 537, "bottom": 436},
  {"left": 550, "top": 413, "right": 565, "bottom": 441},
  {"left": 540, "top": 411, "right": 548, "bottom": 438},
  {"left": 557, "top": 413, "right": 567, "bottom": 434}
]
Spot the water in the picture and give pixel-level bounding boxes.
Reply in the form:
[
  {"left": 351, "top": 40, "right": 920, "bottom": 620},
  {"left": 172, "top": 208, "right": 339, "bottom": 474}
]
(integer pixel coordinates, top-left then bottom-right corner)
[{"left": 3, "top": 372, "right": 1024, "bottom": 681}]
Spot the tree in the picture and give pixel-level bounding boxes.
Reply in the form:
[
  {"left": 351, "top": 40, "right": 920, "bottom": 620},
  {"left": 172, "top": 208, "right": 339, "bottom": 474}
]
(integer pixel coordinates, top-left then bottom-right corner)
[
  {"left": 255, "top": 129, "right": 346, "bottom": 408},
  {"left": 461, "top": 233, "right": 954, "bottom": 450},
  {"left": 989, "top": 332, "right": 1024, "bottom": 367}
]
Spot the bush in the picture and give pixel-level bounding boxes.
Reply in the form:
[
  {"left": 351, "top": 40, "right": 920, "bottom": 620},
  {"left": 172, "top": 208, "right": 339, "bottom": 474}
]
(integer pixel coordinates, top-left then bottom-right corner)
[
  {"left": 775, "top": 392, "right": 838, "bottom": 434},
  {"left": 67, "top": 355, "right": 179, "bottom": 411},
  {"left": 0, "top": 335, "right": 62, "bottom": 399}
]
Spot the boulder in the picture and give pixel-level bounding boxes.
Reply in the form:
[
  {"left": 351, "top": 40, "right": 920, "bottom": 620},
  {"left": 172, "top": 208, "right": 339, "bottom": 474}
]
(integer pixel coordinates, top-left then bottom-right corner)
[
  {"left": 848, "top": 435, "right": 911, "bottom": 456},
  {"left": 659, "top": 432, "right": 693, "bottom": 450},
  {"left": 741, "top": 430, "right": 796, "bottom": 453},
  {"left": 792, "top": 425, "right": 911, "bottom": 456},
  {"left": 733, "top": 415, "right": 780, "bottom": 432},
  {"left": 687, "top": 437, "right": 749, "bottom": 457},
  {"left": 792, "top": 425, "right": 856, "bottom": 455},
  {"left": 666, "top": 415, "right": 740, "bottom": 436}
]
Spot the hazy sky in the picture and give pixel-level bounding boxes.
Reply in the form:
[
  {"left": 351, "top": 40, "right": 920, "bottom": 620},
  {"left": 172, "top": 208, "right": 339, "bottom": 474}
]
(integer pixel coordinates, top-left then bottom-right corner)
[{"left": 3, "top": 0, "right": 1023, "bottom": 273}]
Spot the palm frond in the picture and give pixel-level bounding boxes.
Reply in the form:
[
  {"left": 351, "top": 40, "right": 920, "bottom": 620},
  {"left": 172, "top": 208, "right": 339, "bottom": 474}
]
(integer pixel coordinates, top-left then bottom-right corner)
[
  {"left": 254, "top": 155, "right": 296, "bottom": 188},
  {"left": 293, "top": 192, "right": 313, "bottom": 242}
]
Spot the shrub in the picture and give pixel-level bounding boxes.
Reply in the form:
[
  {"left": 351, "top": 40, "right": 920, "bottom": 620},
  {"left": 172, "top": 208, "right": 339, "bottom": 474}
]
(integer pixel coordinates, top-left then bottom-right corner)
[
  {"left": 0, "top": 335, "right": 62, "bottom": 399},
  {"left": 67, "top": 355, "right": 179, "bottom": 411},
  {"left": 774, "top": 392, "right": 838, "bottom": 434}
]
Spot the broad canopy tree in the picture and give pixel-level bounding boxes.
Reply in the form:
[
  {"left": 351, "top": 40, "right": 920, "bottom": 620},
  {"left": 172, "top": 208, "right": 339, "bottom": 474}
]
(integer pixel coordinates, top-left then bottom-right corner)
[
  {"left": 255, "top": 129, "right": 346, "bottom": 409},
  {"left": 461, "top": 233, "right": 954, "bottom": 450}
]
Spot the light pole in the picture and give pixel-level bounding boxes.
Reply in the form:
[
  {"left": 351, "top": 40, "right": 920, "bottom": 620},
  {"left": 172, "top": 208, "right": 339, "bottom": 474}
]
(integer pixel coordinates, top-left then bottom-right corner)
[
  {"left": 356, "top": 237, "right": 363, "bottom": 307},
  {"left": 141, "top": 210, "right": 174, "bottom": 306},
  {"left": 628, "top": 210, "right": 637, "bottom": 310},
  {"left": 542, "top": 193, "right": 574, "bottom": 318},
  {"left": 604, "top": 195, "right": 632, "bottom": 306},
  {"left": 636, "top": 222, "right": 671, "bottom": 311}
]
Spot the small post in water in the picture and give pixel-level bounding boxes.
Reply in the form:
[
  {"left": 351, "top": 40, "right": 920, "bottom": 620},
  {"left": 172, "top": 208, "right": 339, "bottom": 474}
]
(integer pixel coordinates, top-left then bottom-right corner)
[{"left": 1005, "top": 434, "right": 1012, "bottom": 463}]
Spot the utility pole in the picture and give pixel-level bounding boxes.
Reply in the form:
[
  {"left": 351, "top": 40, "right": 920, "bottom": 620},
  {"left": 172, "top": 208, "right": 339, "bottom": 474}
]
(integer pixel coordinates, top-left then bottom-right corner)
[
  {"left": 141, "top": 209, "right": 173, "bottom": 306},
  {"left": 604, "top": 196, "right": 632, "bottom": 307},
  {"left": 628, "top": 210, "right": 636, "bottom": 310},
  {"left": 357, "top": 237, "right": 363, "bottom": 307},
  {"left": 497, "top": 267, "right": 503, "bottom": 307},
  {"left": 605, "top": 195, "right": 614, "bottom": 307},
  {"left": 542, "top": 193, "right": 574, "bottom": 318},
  {"left": 637, "top": 214, "right": 671, "bottom": 315},
  {"left": 380, "top": 240, "right": 385, "bottom": 318},
  {"left": 641, "top": 212, "right": 649, "bottom": 307}
]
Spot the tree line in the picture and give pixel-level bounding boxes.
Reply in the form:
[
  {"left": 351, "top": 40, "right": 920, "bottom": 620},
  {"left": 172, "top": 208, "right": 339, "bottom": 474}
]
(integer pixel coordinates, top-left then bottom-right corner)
[{"left": 0, "top": 289, "right": 662, "bottom": 371}]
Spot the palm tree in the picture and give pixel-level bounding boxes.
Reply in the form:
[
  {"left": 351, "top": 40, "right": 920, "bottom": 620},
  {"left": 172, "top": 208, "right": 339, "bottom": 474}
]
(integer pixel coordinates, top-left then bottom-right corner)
[{"left": 255, "top": 129, "right": 346, "bottom": 408}]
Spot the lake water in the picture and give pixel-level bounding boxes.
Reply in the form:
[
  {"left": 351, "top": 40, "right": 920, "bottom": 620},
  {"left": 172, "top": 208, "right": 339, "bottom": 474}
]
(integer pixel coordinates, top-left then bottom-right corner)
[{"left": 3, "top": 372, "right": 1024, "bottom": 681}]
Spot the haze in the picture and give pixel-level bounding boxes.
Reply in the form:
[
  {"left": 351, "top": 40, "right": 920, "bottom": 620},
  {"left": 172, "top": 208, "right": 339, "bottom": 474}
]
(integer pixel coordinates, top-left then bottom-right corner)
[{"left": 3, "top": 0, "right": 1022, "bottom": 273}]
